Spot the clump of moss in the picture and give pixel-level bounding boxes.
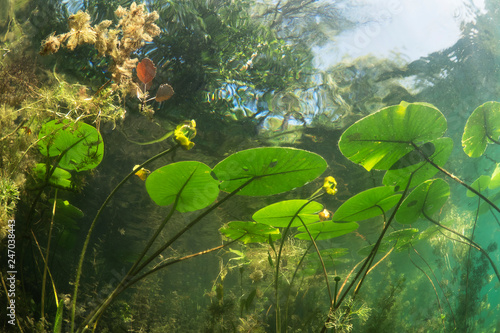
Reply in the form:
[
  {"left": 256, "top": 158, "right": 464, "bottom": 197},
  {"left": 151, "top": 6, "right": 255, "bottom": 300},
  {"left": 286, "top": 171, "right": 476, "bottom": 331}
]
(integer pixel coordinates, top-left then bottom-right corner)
[{"left": 40, "top": 2, "right": 160, "bottom": 95}]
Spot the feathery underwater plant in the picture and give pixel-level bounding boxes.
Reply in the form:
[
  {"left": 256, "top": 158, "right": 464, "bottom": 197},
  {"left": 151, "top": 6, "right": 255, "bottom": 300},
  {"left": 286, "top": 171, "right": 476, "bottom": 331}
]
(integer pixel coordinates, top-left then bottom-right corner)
[{"left": 40, "top": 2, "right": 160, "bottom": 95}]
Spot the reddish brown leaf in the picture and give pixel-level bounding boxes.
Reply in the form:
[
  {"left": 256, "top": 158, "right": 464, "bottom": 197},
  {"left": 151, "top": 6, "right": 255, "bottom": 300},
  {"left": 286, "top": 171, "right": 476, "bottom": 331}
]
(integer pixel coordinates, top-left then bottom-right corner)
[
  {"left": 136, "top": 58, "right": 156, "bottom": 84},
  {"left": 155, "top": 84, "right": 174, "bottom": 102}
]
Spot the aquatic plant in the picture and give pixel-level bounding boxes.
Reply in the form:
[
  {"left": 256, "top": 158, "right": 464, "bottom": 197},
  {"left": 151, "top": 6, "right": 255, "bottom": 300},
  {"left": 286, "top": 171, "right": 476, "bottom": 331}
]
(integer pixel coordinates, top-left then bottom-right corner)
[
  {"left": 214, "top": 101, "right": 500, "bottom": 332},
  {"left": 10, "top": 93, "right": 500, "bottom": 332},
  {"left": 134, "top": 57, "right": 174, "bottom": 117},
  {"left": 40, "top": 2, "right": 160, "bottom": 95}
]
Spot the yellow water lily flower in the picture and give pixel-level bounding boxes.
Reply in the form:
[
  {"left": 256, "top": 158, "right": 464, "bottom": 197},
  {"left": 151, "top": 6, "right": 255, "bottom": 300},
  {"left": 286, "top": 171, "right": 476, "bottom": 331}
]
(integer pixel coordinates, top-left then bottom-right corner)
[
  {"left": 323, "top": 176, "right": 338, "bottom": 196},
  {"left": 174, "top": 120, "right": 197, "bottom": 150},
  {"left": 133, "top": 164, "right": 150, "bottom": 181}
]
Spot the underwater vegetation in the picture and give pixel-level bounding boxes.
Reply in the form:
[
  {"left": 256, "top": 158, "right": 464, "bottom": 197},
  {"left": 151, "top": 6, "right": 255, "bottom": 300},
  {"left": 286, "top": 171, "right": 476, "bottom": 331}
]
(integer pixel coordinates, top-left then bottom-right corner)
[{"left": 1, "top": 1, "right": 500, "bottom": 333}]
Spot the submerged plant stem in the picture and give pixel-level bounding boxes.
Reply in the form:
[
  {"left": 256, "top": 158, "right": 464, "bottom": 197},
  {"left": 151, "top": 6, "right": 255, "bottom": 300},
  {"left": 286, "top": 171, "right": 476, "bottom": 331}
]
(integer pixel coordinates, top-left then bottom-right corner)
[
  {"left": 321, "top": 174, "right": 414, "bottom": 332},
  {"left": 77, "top": 176, "right": 256, "bottom": 332},
  {"left": 411, "top": 142, "right": 500, "bottom": 214},
  {"left": 423, "top": 211, "right": 500, "bottom": 282},
  {"left": 70, "top": 144, "right": 179, "bottom": 333}
]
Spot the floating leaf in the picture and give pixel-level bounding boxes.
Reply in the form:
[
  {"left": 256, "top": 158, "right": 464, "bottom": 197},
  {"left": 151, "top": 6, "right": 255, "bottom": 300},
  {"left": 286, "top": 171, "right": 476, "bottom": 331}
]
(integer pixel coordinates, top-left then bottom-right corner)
[
  {"left": 339, "top": 102, "right": 446, "bottom": 171},
  {"left": 383, "top": 137, "right": 453, "bottom": 190},
  {"left": 332, "top": 186, "right": 401, "bottom": 222},
  {"left": 252, "top": 200, "right": 323, "bottom": 227},
  {"left": 219, "top": 221, "right": 280, "bottom": 244},
  {"left": 48, "top": 199, "right": 84, "bottom": 219},
  {"left": 146, "top": 161, "right": 219, "bottom": 212},
  {"left": 305, "top": 248, "right": 349, "bottom": 261},
  {"left": 305, "top": 248, "right": 350, "bottom": 269},
  {"left": 385, "top": 228, "right": 419, "bottom": 251},
  {"left": 466, "top": 175, "right": 491, "bottom": 197},
  {"left": 212, "top": 147, "right": 327, "bottom": 196},
  {"left": 137, "top": 58, "right": 156, "bottom": 84},
  {"left": 389, "top": 142, "right": 435, "bottom": 170},
  {"left": 358, "top": 228, "right": 419, "bottom": 256},
  {"left": 295, "top": 221, "right": 358, "bottom": 240},
  {"left": 33, "top": 163, "right": 72, "bottom": 188},
  {"left": 396, "top": 179, "right": 449, "bottom": 224},
  {"left": 478, "top": 191, "right": 500, "bottom": 215},
  {"left": 489, "top": 164, "right": 500, "bottom": 189},
  {"left": 155, "top": 83, "right": 174, "bottom": 102},
  {"left": 38, "top": 119, "right": 104, "bottom": 171},
  {"left": 358, "top": 242, "right": 394, "bottom": 257},
  {"left": 462, "top": 101, "right": 500, "bottom": 157}
]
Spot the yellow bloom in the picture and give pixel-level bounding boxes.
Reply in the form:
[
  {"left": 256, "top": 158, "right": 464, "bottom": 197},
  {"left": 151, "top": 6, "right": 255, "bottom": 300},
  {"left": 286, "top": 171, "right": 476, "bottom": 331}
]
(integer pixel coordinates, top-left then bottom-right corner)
[
  {"left": 133, "top": 164, "right": 150, "bottom": 181},
  {"left": 323, "top": 176, "right": 337, "bottom": 196},
  {"left": 174, "top": 120, "right": 197, "bottom": 150}
]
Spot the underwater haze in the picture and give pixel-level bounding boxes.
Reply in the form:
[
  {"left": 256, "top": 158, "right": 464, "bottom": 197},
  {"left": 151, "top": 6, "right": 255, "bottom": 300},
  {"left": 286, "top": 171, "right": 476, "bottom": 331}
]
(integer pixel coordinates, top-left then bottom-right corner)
[{"left": 1, "top": 0, "right": 499, "bottom": 332}]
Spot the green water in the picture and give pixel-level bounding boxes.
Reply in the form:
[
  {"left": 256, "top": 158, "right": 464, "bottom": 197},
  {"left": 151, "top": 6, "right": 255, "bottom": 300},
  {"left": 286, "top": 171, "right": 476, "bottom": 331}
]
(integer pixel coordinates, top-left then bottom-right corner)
[{"left": 1, "top": 0, "right": 499, "bottom": 332}]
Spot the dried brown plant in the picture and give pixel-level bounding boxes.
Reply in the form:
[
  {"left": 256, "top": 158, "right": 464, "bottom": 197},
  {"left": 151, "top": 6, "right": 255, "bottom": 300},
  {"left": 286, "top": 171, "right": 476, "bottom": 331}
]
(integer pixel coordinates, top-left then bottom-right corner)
[{"left": 40, "top": 2, "right": 160, "bottom": 94}]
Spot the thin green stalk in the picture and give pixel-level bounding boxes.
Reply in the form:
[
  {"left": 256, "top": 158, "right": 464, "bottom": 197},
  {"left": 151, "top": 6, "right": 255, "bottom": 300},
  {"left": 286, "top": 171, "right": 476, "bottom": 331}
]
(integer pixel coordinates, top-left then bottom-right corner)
[
  {"left": 77, "top": 168, "right": 194, "bottom": 330},
  {"left": 125, "top": 238, "right": 241, "bottom": 292},
  {"left": 411, "top": 246, "right": 457, "bottom": 328},
  {"left": 70, "top": 144, "right": 179, "bottom": 333},
  {"left": 411, "top": 142, "right": 500, "bottom": 214},
  {"left": 274, "top": 193, "right": 324, "bottom": 333},
  {"left": 41, "top": 189, "right": 58, "bottom": 322},
  {"left": 407, "top": 247, "right": 445, "bottom": 329},
  {"left": 131, "top": 177, "right": 256, "bottom": 278},
  {"left": 77, "top": 176, "right": 256, "bottom": 332},
  {"left": 284, "top": 242, "right": 314, "bottom": 326},
  {"left": 321, "top": 173, "right": 413, "bottom": 333},
  {"left": 422, "top": 211, "right": 500, "bottom": 282},
  {"left": 296, "top": 214, "right": 332, "bottom": 304}
]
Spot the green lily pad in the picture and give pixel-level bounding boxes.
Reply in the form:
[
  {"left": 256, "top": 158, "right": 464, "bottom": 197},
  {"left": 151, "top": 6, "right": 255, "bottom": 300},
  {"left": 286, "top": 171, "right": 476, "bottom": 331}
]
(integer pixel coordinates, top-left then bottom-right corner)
[
  {"left": 396, "top": 179, "right": 450, "bottom": 224},
  {"left": 357, "top": 242, "right": 394, "bottom": 257},
  {"left": 466, "top": 175, "right": 491, "bottom": 197},
  {"left": 332, "top": 186, "right": 401, "bottom": 222},
  {"left": 462, "top": 101, "right": 500, "bottom": 157},
  {"left": 305, "top": 250, "right": 351, "bottom": 269},
  {"left": 305, "top": 248, "right": 349, "bottom": 261},
  {"left": 339, "top": 102, "right": 446, "bottom": 171},
  {"left": 252, "top": 200, "right": 323, "bottom": 227},
  {"left": 212, "top": 147, "right": 327, "bottom": 196},
  {"left": 358, "top": 228, "right": 419, "bottom": 256},
  {"left": 295, "top": 221, "right": 358, "bottom": 240},
  {"left": 489, "top": 164, "right": 500, "bottom": 189},
  {"left": 385, "top": 228, "right": 419, "bottom": 251},
  {"left": 146, "top": 161, "right": 219, "bottom": 212},
  {"left": 383, "top": 137, "right": 453, "bottom": 190},
  {"left": 38, "top": 119, "right": 104, "bottom": 171},
  {"left": 33, "top": 163, "right": 72, "bottom": 188},
  {"left": 478, "top": 191, "right": 500, "bottom": 215},
  {"left": 418, "top": 224, "right": 445, "bottom": 241},
  {"left": 219, "top": 221, "right": 280, "bottom": 244},
  {"left": 48, "top": 199, "right": 84, "bottom": 219}
]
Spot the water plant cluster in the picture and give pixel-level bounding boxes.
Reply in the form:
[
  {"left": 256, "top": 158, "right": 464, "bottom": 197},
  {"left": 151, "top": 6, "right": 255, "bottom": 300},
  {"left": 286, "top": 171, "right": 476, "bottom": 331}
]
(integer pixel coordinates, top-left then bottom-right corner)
[{"left": 1, "top": 1, "right": 500, "bottom": 333}]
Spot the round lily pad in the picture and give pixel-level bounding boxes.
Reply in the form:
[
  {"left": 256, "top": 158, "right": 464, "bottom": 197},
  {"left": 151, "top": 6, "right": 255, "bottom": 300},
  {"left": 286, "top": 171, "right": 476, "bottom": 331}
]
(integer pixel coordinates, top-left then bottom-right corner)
[
  {"left": 396, "top": 179, "right": 449, "bottom": 224},
  {"left": 212, "top": 147, "right": 327, "bottom": 196},
  {"left": 146, "top": 161, "right": 219, "bottom": 212},
  {"left": 462, "top": 101, "right": 500, "bottom": 157},
  {"left": 332, "top": 186, "right": 401, "bottom": 222},
  {"left": 38, "top": 119, "right": 104, "bottom": 171},
  {"left": 219, "top": 221, "right": 281, "bottom": 244},
  {"left": 339, "top": 102, "right": 446, "bottom": 171},
  {"left": 252, "top": 200, "right": 323, "bottom": 227}
]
